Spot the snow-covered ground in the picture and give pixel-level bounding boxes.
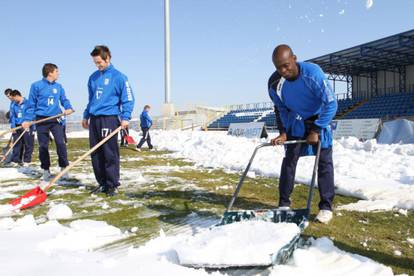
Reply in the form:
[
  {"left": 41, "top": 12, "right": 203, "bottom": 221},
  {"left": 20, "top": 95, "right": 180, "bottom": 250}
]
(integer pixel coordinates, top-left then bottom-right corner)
[
  {"left": 0, "top": 213, "right": 394, "bottom": 276},
  {"left": 65, "top": 130, "right": 414, "bottom": 212},
  {"left": 1, "top": 129, "right": 410, "bottom": 275},
  {"left": 140, "top": 130, "right": 413, "bottom": 213}
]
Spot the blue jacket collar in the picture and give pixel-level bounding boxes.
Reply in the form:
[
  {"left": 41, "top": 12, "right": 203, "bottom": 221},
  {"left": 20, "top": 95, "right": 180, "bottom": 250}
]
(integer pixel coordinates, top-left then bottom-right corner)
[
  {"left": 101, "top": 64, "right": 114, "bottom": 74},
  {"left": 15, "top": 97, "right": 26, "bottom": 106},
  {"left": 42, "top": 78, "right": 56, "bottom": 84}
]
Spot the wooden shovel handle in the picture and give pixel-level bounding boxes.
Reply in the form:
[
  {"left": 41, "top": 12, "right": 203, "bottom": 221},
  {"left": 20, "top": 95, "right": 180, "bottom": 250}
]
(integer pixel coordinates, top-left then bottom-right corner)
[
  {"left": 44, "top": 125, "right": 123, "bottom": 191},
  {"left": 0, "top": 129, "right": 27, "bottom": 162},
  {"left": 0, "top": 112, "right": 70, "bottom": 137}
]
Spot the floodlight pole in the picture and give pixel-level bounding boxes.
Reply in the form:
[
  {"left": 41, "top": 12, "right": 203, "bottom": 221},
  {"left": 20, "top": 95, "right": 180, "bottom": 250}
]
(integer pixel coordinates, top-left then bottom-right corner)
[{"left": 164, "top": 0, "right": 171, "bottom": 104}]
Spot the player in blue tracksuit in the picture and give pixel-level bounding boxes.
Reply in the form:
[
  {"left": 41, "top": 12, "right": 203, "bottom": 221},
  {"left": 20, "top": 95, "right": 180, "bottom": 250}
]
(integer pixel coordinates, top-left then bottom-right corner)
[
  {"left": 2, "top": 89, "right": 15, "bottom": 163},
  {"left": 82, "top": 45, "right": 135, "bottom": 196},
  {"left": 9, "top": 89, "right": 35, "bottom": 166},
  {"left": 269, "top": 45, "right": 337, "bottom": 224},
  {"left": 22, "top": 63, "right": 74, "bottom": 180},
  {"left": 136, "top": 105, "right": 153, "bottom": 150},
  {"left": 58, "top": 115, "right": 68, "bottom": 144}
]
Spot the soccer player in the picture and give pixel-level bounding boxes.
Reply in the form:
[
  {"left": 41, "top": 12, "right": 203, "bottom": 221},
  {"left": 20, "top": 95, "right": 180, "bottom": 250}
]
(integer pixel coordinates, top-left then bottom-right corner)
[
  {"left": 268, "top": 45, "right": 337, "bottom": 224},
  {"left": 136, "top": 105, "right": 153, "bottom": 150},
  {"left": 22, "top": 63, "right": 74, "bottom": 180},
  {"left": 9, "top": 89, "right": 34, "bottom": 166},
  {"left": 82, "top": 45, "right": 135, "bottom": 196}
]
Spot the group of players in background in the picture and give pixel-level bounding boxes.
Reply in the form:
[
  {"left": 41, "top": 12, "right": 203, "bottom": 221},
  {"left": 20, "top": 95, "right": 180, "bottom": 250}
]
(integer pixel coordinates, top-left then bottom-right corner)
[
  {"left": 3, "top": 44, "right": 338, "bottom": 223},
  {"left": 3, "top": 45, "right": 153, "bottom": 197}
]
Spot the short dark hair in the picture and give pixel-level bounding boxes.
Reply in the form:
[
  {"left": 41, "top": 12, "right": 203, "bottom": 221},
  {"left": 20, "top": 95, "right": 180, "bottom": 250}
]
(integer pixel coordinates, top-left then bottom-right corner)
[
  {"left": 90, "top": 45, "right": 111, "bottom": 60},
  {"left": 4, "top": 88, "right": 12, "bottom": 96},
  {"left": 10, "top": 89, "right": 22, "bottom": 97},
  {"left": 42, "top": 63, "right": 58, "bottom": 78},
  {"left": 144, "top": 105, "right": 151, "bottom": 109}
]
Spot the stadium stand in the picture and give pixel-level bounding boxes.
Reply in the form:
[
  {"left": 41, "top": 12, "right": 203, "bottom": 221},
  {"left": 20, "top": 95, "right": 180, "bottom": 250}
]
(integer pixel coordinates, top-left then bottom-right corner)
[
  {"left": 207, "top": 29, "right": 414, "bottom": 130},
  {"left": 343, "top": 92, "right": 414, "bottom": 119},
  {"left": 207, "top": 93, "right": 414, "bottom": 129}
]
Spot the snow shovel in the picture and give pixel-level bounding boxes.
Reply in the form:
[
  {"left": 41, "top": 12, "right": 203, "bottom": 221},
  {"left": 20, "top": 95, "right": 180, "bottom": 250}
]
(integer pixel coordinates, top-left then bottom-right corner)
[
  {"left": 125, "top": 135, "right": 137, "bottom": 145},
  {"left": 179, "top": 140, "right": 321, "bottom": 268},
  {"left": 9, "top": 125, "right": 123, "bottom": 210},
  {"left": 0, "top": 129, "right": 27, "bottom": 163},
  {"left": 0, "top": 113, "right": 67, "bottom": 138},
  {"left": 0, "top": 136, "right": 14, "bottom": 160}
]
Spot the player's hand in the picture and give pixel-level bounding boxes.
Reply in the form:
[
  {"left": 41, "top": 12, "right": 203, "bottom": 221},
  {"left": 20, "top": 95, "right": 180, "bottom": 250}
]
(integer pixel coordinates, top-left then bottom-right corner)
[
  {"left": 271, "top": 132, "right": 287, "bottom": 145},
  {"left": 64, "top": 109, "right": 74, "bottom": 115},
  {"left": 306, "top": 130, "right": 319, "bottom": 145},
  {"left": 121, "top": 120, "right": 129, "bottom": 129},
  {"left": 81, "top": 119, "right": 89, "bottom": 129},
  {"left": 22, "top": 121, "right": 32, "bottom": 130}
]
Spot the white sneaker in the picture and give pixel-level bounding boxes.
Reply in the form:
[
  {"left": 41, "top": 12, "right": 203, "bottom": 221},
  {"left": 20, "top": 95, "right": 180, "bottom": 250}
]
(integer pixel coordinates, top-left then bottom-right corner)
[
  {"left": 42, "top": 170, "right": 51, "bottom": 181},
  {"left": 315, "top": 210, "right": 333, "bottom": 224},
  {"left": 135, "top": 147, "right": 141, "bottom": 152},
  {"left": 278, "top": 206, "right": 291, "bottom": 211},
  {"left": 60, "top": 167, "right": 70, "bottom": 180},
  {"left": 22, "top": 163, "right": 30, "bottom": 168}
]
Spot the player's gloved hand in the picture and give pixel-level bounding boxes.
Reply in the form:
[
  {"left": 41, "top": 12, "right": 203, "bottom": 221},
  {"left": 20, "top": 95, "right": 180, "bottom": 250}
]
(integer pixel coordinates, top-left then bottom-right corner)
[
  {"left": 271, "top": 132, "right": 287, "bottom": 145},
  {"left": 306, "top": 130, "right": 319, "bottom": 145},
  {"left": 121, "top": 120, "right": 129, "bottom": 129}
]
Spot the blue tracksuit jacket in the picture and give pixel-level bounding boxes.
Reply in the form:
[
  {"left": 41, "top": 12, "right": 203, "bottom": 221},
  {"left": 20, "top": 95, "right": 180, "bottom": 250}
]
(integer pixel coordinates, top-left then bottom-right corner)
[
  {"left": 268, "top": 62, "right": 337, "bottom": 149},
  {"left": 140, "top": 110, "right": 152, "bottom": 128},
  {"left": 24, "top": 78, "right": 72, "bottom": 121},
  {"left": 83, "top": 64, "right": 135, "bottom": 121},
  {"left": 10, "top": 98, "right": 29, "bottom": 128}
]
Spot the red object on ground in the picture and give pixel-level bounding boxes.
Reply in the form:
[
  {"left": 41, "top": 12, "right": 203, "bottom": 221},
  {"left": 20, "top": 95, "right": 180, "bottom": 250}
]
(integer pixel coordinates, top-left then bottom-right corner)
[
  {"left": 9, "top": 186, "right": 48, "bottom": 210},
  {"left": 126, "top": 135, "right": 137, "bottom": 145}
]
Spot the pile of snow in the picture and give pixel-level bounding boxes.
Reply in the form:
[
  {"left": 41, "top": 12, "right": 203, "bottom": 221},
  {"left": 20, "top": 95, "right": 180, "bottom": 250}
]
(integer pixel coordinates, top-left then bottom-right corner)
[
  {"left": 0, "top": 204, "right": 18, "bottom": 217},
  {"left": 0, "top": 214, "right": 396, "bottom": 275},
  {"left": 147, "top": 130, "right": 414, "bottom": 212},
  {"left": 175, "top": 220, "right": 300, "bottom": 267},
  {"left": 271, "top": 237, "right": 392, "bottom": 275},
  {"left": 47, "top": 204, "right": 73, "bottom": 220},
  {"left": 0, "top": 168, "right": 29, "bottom": 180}
]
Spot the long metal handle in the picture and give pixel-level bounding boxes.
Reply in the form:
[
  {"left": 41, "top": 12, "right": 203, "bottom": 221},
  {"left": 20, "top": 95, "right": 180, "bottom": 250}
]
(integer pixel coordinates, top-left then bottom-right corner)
[
  {"left": 305, "top": 141, "right": 321, "bottom": 217},
  {"left": 226, "top": 140, "right": 307, "bottom": 212}
]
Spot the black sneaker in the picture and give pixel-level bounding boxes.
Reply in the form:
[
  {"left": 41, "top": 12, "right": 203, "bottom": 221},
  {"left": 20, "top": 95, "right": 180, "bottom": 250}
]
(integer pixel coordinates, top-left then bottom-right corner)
[
  {"left": 106, "top": 187, "right": 118, "bottom": 197},
  {"left": 90, "top": 186, "right": 106, "bottom": 194}
]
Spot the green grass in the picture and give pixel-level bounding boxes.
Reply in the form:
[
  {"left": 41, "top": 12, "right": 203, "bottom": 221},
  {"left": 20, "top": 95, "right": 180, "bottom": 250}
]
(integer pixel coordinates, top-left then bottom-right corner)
[{"left": 1, "top": 138, "right": 413, "bottom": 275}]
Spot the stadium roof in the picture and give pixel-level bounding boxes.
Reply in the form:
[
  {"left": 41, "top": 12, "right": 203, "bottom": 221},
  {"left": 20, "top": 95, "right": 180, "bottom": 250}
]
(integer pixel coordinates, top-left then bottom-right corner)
[{"left": 307, "top": 29, "right": 414, "bottom": 76}]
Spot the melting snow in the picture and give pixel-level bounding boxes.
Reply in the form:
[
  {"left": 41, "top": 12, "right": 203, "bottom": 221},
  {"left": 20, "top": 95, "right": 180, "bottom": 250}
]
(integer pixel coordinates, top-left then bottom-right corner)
[{"left": 175, "top": 220, "right": 300, "bottom": 267}]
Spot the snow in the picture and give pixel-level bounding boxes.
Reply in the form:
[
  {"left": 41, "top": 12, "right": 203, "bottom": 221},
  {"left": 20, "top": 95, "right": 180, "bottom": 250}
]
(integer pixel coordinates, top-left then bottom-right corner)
[
  {"left": 0, "top": 204, "right": 18, "bottom": 217},
  {"left": 66, "top": 130, "right": 89, "bottom": 138},
  {"left": 146, "top": 130, "right": 414, "bottom": 212},
  {"left": 270, "top": 237, "right": 392, "bottom": 276},
  {"left": 366, "top": 0, "right": 374, "bottom": 9},
  {"left": 175, "top": 221, "right": 300, "bottom": 267},
  {"left": 0, "top": 167, "right": 30, "bottom": 180},
  {"left": 47, "top": 204, "right": 73, "bottom": 220},
  {"left": 0, "top": 129, "right": 399, "bottom": 274},
  {"left": 0, "top": 215, "right": 394, "bottom": 276}
]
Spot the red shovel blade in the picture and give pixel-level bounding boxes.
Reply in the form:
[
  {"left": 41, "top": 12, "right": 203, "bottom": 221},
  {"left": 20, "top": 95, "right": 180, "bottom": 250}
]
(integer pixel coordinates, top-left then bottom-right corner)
[
  {"left": 9, "top": 186, "right": 48, "bottom": 210},
  {"left": 126, "top": 135, "right": 136, "bottom": 145}
]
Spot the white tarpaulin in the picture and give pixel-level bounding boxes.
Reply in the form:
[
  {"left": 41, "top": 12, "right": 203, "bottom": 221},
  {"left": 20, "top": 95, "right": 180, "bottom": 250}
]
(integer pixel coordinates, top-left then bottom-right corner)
[{"left": 377, "top": 118, "right": 414, "bottom": 144}]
